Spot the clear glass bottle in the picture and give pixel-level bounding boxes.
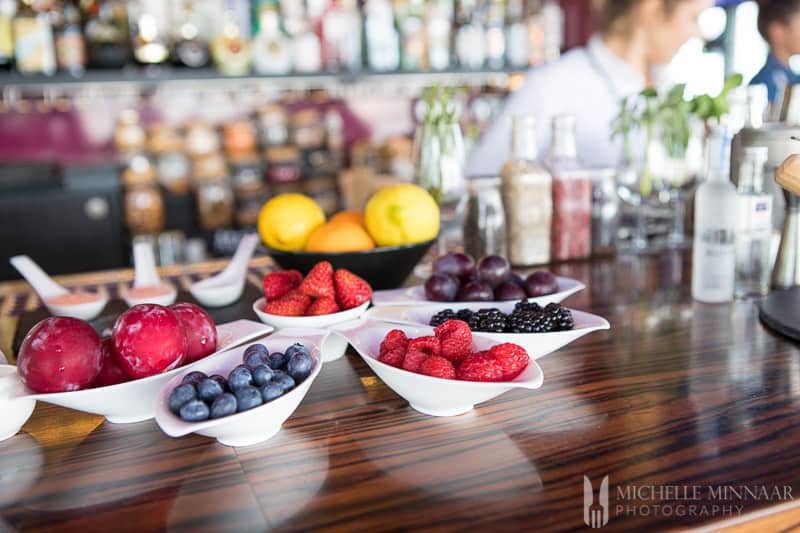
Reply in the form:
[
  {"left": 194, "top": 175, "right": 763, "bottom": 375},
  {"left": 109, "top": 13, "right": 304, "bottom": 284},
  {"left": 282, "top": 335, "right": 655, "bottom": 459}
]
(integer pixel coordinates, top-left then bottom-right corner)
[
  {"left": 505, "top": 0, "right": 529, "bottom": 68},
  {"left": 546, "top": 114, "right": 592, "bottom": 261},
  {"left": 692, "top": 127, "right": 738, "bottom": 303},
  {"left": 426, "top": 0, "right": 452, "bottom": 71},
  {"left": 319, "top": 0, "right": 361, "bottom": 72},
  {"left": 128, "top": 0, "right": 170, "bottom": 65},
  {"left": 501, "top": 115, "right": 552, "bottom": 266},
  {"left": 541, "top": 0, "right": 563, "bottom": 63},
  {"left": 364, "top": 0, "right": 399, "bottom": 72},
  {"left": 252, "top": 0, "right": 291, "bottom": 74},
  {"left": 463, "top": 176, "right": 507, "bottom": 259},
  {"left": 398, "top": 0, "right": 426, "bottom": 71},
  {"left": 211, "top": 0, "right": 252, "bottom": 75},
  {"left": 54, "top": 0, "right": 86, "bottom": 76},
  {"left": 484, "top": 0, "right": 505, "bottom": 69},
  {"left": 13, "top": 0, "right": 55, "bottom": 75},
  {"left": 454, "top": 0, "right": 484, "bottom": 70},
  {"left": 172, "top": 0, "right": 209, "bottom": 68},
  {"left": 735, "top": 146, "right": 772, "bottom": 298},
  {"left": 84, "top": 0, "right": 131, "bottom": 69},
  {"left": 0, "top": 0, "right": 16, "bottom": 69}
]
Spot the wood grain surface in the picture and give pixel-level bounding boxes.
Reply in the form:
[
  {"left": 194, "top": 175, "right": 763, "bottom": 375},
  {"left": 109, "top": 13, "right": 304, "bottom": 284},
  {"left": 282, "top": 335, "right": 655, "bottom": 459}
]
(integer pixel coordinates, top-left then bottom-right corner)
[{"left": 2, "top": 250, "right": 800, "bottom": 532}]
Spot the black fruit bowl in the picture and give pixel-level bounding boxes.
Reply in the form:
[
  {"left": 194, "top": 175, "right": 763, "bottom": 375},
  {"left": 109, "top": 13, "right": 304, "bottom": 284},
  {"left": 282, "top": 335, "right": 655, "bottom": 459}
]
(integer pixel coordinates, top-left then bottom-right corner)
[{"left": 266, "top": 239, "right": 436, "bottom": 290}]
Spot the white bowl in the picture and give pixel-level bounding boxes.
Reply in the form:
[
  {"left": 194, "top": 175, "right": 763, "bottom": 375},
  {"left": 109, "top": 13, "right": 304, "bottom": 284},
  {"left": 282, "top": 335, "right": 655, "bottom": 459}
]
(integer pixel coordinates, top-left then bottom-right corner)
[
  {"left": 0, "top": 319, "right": 273, "bottom": 440},
  {"left": 0, "top": 365, "right": 36, "bottom": 441},
  {"left": 189, "top": 280, "right": 245, "bottom": 308},
  {"left": 331, "top": 319, "right": 544, "bottom": 417},
  {"left": 252, "top": 298, "right": 369, "bottom": 362},
  {"left": 154, "top": 328, "right": 328, "bottom": 447},
  {"left": 364, "top": 302, "right": 610, "bottom": 360},
  {"left": 44, "top": 294, "right": 108, "bottom": 322},
  {"left": 371, "top": 276, "right": 585, "bottom": 307}
]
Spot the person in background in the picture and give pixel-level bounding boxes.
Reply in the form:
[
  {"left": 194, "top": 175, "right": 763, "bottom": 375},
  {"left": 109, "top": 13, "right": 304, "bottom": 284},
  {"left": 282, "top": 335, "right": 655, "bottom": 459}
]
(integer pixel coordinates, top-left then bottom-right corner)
[
  {"left": 467, "top": 0, "right": 709, "bottom": 174},
  {"left": 750, "top": 0, "right": 800, "bottom": 102}
]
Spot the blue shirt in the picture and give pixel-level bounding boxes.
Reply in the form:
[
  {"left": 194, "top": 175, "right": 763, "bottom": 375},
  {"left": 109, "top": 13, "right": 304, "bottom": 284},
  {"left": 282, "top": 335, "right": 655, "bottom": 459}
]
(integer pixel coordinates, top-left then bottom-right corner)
[{"left": 750, "top": 53, "right": 800, "bottom": 102}]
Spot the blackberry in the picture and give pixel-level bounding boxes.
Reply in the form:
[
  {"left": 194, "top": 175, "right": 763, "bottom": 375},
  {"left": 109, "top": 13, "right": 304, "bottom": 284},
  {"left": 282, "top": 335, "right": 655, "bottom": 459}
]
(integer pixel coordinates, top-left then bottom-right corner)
[
  {"left": 430, "top": 308, "right": 456, "bottom": 327},
  {"left": 552, "top": 307, "right": 574, "bottom": 331},
  {"left": 455, "top": 309, "right": 475, "bottom": 322},
  {"left": 507, "top": 310, "right": 555, "bottom": 333},
  {"left": 477, "top": 316, "right": 507, "bottom": 333},
  {"left": 466, "top": 314, "right": 481, "bottom": 330},
  {"left": 476, "top": 307, "right": 503, "bottom": 319},
  {"left": 544, "top": 302, "right": 561, "bottom": 314},
  {"left": 514, "top": 300, "right": 543, "bottom": 315}
]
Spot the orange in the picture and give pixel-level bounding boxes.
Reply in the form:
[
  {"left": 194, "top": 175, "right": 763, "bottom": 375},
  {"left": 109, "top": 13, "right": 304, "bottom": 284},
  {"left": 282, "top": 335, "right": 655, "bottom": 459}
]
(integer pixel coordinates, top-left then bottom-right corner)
[
  {"left": 305, "top": 221, "right": 376, "bottom": 252},
  {"left": 329, "top": 211, "right": 366, "bottom": 227}
]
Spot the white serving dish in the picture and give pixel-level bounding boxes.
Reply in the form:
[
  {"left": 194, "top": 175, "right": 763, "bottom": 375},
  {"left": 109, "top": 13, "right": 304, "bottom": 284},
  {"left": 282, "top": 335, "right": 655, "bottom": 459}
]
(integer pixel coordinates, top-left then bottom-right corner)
[
  {"left": 190, "top": 234, "right": 259, "bottom": 308},
  {"left": 0, "top": 319, "right": 273, "bottom": 441},
  {"left": 364, "top": 302, "right": 609, "bottom": 360},
  {"left": 371, "top": 276, "right": 584, "bottom": 307},
  {"left": 252, "top": 298, "right": 369, "bottom": 362},
  {"left": 331, "top": 319, "right": 545, "bottom": 417},
  {"left": 154, "top": 328, "right": 328, "bottom": 447}
]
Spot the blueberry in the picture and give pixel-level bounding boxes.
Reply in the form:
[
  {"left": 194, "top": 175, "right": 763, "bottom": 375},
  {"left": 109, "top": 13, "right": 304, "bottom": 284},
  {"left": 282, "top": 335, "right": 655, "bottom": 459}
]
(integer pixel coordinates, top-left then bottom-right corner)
[
  {"left": 209, "top": 374, "right": 228, "bottom": 391},
  {"left": 260, "top": 382, "right": 284, "bottom": 402},
  {"left": 243, "top": 343, "right": 269, "bottom": 363},
  {"left": 252, "top": 364, "right": 274, "bottom": 387},
  {"left": 228, "top": 365, "right": 253, "bottom": 391},
  {"left": 235, "top": 385, "right": 263, "bottom": 412},
  {"left": 181, "top": 371, "right": 207, "bottom": 386},
  {"left": 287, "top": 351, "right": 313, "bottom": 382},
  {"left": 285, "top": 343, "right": 309, "bottom": 360},
  {"left": 168, "top": 383, "right": 197, "bottom": 414},
  {"left": 197, "top": 378, "right": 224, "bottom": 403},
  {"left": 179, "top": 400, "right": 210, "bottom": 422},
  {"left": 271, "top": 370, "right": 296, "bottom": 392},
  {"left": 243, "top": 351, "right": 265, "bottom": 370},
  {"left": 267, "top": 351, "right": 288, "bottom": 370},
  {"left": 209, "top": 393, "right": 237, "bottom": 419}
]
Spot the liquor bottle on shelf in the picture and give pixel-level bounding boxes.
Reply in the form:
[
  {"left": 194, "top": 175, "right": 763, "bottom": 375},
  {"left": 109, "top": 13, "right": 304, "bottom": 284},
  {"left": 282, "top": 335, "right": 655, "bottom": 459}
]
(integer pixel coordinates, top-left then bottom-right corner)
[
  {"left": 692, "top": 127, "right": 737, "bottom": 303},
  {"left": 500, "top": 115, "right": 552, "bottom": 266},
  {"left": 0, "top": 0, "right": 16, "bottom": 69},
  {"left": 211, "top": 0, "right": 252, "bottom": 76},
  {"left": 484, "top": 0, "right": 506, "bottom": 70},
  {"left": 545, "top": 114, "right": 592, "bottom": 261},
  {"left": 252, "top": 0, "right": 292, "bottom": 74},
  {"left": 172, "top": 0, "right": 209, "bottom": 68},
  {"left": 541, "top": 0, "right": 563, "bottom": 63},
  {"left": 13, "top": 0, "right": 55, "bottom": 75},
  {"left": 128, "top": 0, "right": 170, "bottom": 65},
  {"left": 292, "top": 19, "right": 322, "bottom": 73},
  {"left": 84, "top": 0, "right": 132, "bottom": 69},
  {"left": 53, "top": 0, "right": 86, "bottom": 76},
  {"left": 318, "top": 0, "right": 361, "bottom": 72},
  {"left": 505, "top": 0, "right": 529, "bottom": 69},
  {"left": 364, "top": 0, "right": 399, "bottom": 72},
  {"left": 734, "top": 146, "right": 772, "bottom": 298},
  {"left": 527, "top": 0, "right": 546, "bottom": 66},
  {"left": 453, "top": 0, "right": 485, "bottom": 70},
  {"left": 426, "top": 0, "right": 452, "bottom": 71},
  {"left": 397, "top": 0, "right": 426, "bottom": 71}
]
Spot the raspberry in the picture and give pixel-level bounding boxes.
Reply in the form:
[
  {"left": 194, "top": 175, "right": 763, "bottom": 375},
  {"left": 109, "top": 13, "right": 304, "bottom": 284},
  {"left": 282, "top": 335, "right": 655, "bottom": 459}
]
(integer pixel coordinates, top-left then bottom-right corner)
[
  {"left": 402, "top": 349, "right": 430, "bottom": 373},
  {"left": 456, "top": 353, "right": 504, "bottom": 382},
  {"left": 380, "top": 329, "right": 409, "bottom": 357},
  {"left": 378, "top": 346, "right": 405, "bottom": 368},
  {"left": 488, "top": 343, "right": 530, "bottom": 380},
  {"left": 433, "top": 320, "right": 473, "bottom": 364},
  {"left": 419, "top": 355, "right": 456, "bottom": 379},
  {"left": 407, "top": 336, "right": 441, "bottom": 357}
]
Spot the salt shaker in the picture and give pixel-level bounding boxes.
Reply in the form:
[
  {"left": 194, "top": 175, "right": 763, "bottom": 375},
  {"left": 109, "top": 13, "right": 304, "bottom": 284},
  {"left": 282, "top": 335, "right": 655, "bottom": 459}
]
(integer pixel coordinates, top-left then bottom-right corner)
[{"left": 463, "top": 176, "right": 507, "bottom": 259}]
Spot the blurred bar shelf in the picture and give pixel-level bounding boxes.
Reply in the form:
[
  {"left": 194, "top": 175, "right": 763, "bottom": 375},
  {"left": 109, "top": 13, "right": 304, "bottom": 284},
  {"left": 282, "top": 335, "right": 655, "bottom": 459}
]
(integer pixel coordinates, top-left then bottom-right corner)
[{"left": 0, "top": 67, "right": 519, "bottom": 97}]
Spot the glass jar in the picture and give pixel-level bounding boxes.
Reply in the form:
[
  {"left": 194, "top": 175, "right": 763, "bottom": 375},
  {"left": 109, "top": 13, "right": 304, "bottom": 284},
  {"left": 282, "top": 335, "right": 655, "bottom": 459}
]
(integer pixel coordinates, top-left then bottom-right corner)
[
  {"left": 264, "top": 146, "right": 301, "bottom": 184},
  {"left": 589, "top": 168, "right": 619, "bottom": 256},
  {"left": 148, "top": 124, "right": 190, "bottom": 194},
  {"left": 124, "top": 184, "right": 164, "bottom": 235},
  {"left": 257, "top": 104, "right": 290, "bottom": 147},
  {"left": 229, "top": 152, "right": 264, "bottom": 196},
  {"left": 192, "top": 153, "right": 228, "bottom": 184},
  {"left": 291, "top": 109, "right": 325, "bottom": 150},
  {"left": 114, "top": 109, "right": 146, "bottom": 159},
  {"left": 196, "top": 179, "right": 234, "bottom": 230},
  {"left": 463, "top": 176, "right": 507, "bottom": 260},
  {"left": 223, "top": 119, "right": 257, "bottom": 156},
  {"left": 186, "top": 121, "right": 220, "bottom": 156}
]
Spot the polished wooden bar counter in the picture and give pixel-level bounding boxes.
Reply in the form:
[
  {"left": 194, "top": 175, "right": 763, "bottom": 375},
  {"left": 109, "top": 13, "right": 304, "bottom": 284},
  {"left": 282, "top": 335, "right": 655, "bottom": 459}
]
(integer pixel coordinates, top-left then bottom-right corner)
[{"left": 2, "top": 251, "right": 800, "bottom": 532}]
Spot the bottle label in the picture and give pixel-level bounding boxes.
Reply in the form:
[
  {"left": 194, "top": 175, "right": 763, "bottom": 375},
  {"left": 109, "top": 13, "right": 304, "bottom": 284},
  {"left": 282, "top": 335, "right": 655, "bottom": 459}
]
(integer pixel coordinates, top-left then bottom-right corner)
[{"left": 696, "top": 228, "right": 735, "bottom": 293}]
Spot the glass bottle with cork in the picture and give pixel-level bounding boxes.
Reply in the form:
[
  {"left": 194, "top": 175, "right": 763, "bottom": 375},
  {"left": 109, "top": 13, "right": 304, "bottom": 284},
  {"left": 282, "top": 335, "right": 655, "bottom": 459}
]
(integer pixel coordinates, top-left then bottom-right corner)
[
  {"left": 546, "top": 114, "right": 592, "bottom": 261},
  {"left": 53, "top": 0, "right": 86, "bottom": 76},
  {"left": 500, "top": 114, "right": 552, "bottom": 266},
  {"left": 13, "top": 0, "right": 56, "bottom": 75}
]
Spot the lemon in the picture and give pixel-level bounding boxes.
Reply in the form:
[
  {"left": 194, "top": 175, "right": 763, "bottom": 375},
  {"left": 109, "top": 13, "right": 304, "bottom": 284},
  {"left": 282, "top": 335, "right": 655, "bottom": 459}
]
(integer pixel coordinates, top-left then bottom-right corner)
[
  {"left": 258, "top": 194, "right": 326, "bottom": 251},
  {"left": 364, "top": 184, "right": 440, "bottom": 246}
]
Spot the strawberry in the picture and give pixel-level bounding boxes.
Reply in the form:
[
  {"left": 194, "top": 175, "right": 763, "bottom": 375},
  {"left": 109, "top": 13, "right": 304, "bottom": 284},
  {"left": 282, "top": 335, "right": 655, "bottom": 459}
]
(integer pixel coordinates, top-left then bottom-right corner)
[
  {"left": 263, "top": 270, "right": 302, "bottom": 300},
  {"left": 334, "top": 268, "right": 372, "bottom": 310},
  {"left": 299, "top": 261, "right": 335, "bottom": 299},
  {"left": 305, "top": 296, "right": 340, "bottom": 316},
  {"left": 456, "top": 353, "right": 504, "bottom": 382},
  {"left": 419, "top": 355, "right": 456, "bottom": 379},
  {"left": 489, "top": 343, "right": 530, "bottom": 380},
  {"left": 264, "top": 292, "right": 311, "bottom": 316}
]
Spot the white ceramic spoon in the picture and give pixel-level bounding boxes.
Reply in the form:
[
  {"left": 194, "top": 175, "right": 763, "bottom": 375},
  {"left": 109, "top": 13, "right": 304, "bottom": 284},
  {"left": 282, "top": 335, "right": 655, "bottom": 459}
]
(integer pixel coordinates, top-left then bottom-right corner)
[
  {"left": 124, "top": 242, "right": 177, "bottom": 307},
  {"left": 9, "top": 255, "right": 108, "bottom": 321},
  {"left": 190, "top": 234, "right": 259, "bottom": 308}
]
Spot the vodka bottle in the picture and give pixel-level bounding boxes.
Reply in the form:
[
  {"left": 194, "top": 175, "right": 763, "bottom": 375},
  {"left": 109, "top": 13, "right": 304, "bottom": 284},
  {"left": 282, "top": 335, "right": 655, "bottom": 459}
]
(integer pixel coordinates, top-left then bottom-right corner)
[
  {"left": 734, "top": 146, "right": 772, "bottom": 298},
  {"left": 692, "top": 128, "right": 737, "bottom": 303}
]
